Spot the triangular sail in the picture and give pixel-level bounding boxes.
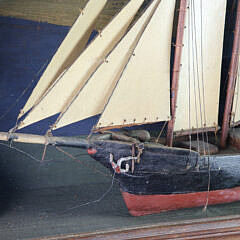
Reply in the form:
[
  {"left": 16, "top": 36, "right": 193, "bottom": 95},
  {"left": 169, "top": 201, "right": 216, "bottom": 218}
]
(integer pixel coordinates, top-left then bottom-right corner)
[
  {"left": 174, "top": 0, "right": 227, "bottom": 133},
  {"left": 231, "top": 58, "right": 240, "bottom": 125},
  {"left": 53, "top": 0, "right": 162, "bottom": 130},
  {"left": 18, "top": 0, "right": 145, "bottom": 129},
  {"left": 19, "top": 0, "right": 107, "bottom": 118},
  {"left": 96, "top": 0, "right": 176, "bottom": 130}
]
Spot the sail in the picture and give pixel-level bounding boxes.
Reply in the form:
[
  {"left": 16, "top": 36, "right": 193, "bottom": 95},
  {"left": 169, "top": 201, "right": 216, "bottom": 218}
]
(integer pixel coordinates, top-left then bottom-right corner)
[
  {"left": 231, "top": 58, "right": 240, "bottom": 125},
  {"left": 54, "top": 0, "right": 162, "bottom": 130},
  {"left": 96, "top": 0, "right": 176, "bottom": 130},
  {"left": 174, "top": 0, "right": 227, "bottom": 133},
  {"left": 18, "top": 0, "right": 145, "bottom": 129},
  {"left": 19, "top": 0, "right": 107, "bottom": 117}
]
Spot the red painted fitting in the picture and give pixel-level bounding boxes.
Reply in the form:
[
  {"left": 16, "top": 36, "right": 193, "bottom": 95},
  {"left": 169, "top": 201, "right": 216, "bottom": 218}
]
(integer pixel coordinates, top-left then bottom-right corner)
[{"left": 87, "top": 148, "right": 97, "bottom": 155}]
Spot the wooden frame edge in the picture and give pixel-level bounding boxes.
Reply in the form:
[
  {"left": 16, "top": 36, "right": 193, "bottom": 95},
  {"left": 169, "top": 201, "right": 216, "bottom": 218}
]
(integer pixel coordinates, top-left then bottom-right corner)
[{"left": 37, "top": 215, "right": 240, "bottom": 240}]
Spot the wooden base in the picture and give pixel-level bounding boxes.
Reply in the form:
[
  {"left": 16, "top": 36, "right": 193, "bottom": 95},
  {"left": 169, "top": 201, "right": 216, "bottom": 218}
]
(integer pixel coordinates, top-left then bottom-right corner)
[
  {"left": 55, "top": 216, "right": 240, "bottom": 239},
  {"left": 121, "top": 187, "right": 240, "bottom": 216}
]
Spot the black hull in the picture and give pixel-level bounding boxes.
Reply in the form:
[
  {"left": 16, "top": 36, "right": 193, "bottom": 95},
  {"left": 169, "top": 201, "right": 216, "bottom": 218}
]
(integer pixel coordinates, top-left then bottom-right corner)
[{"left": 88, "top": 140, "right": 240, "bottom": 195}]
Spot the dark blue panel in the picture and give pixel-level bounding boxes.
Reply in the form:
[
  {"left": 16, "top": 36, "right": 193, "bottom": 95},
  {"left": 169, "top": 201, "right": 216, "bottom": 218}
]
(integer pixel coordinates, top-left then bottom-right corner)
[
  {"left": 0, "top": 17, "right": 69, "bottom": 133},
  {"left": 0, "top": 17, "right": 101, "bottom": 136},
  {"left": 0, "top": 16, "right": 166, "bottom": 136}
]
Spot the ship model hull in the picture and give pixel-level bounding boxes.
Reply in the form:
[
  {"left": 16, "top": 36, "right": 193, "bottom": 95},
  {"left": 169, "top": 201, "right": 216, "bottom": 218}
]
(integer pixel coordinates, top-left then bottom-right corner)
[
  {"left": 88, "top": 139, "right": 240, "bottom": 216},
  {"left": 0, "top": 0, "right": 239, "bottom": 218}
]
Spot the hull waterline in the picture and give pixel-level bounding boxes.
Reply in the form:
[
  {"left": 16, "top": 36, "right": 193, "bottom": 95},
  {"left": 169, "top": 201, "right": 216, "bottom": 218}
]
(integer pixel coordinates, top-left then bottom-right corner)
[
  {"left": 121, "top": 187, "right": 240, "bottom": 216},
  {"left": 88, "top": 139, "right": 240, "bottom": 216}
]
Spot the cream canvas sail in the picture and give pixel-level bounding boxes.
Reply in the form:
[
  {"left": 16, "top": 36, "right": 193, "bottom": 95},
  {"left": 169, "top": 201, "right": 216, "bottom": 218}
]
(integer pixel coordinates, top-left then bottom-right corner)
[
  {"left": 54, "top": 0, "right": 162, "bottom": 130},
  {"left": 18, "top": 0, "right": 145, "bottom": 129},
  {"left": 20, "top": 0, "right": 107, "bottom": 117},
  {"left": 231, "top": 58, "right": 240, "bottom": 125},
  {"left": 96, "top": 0, "right": 176, "bottom": 130},
  {"left": 174, "top": 0, "right": 227, "bottom": 132}
]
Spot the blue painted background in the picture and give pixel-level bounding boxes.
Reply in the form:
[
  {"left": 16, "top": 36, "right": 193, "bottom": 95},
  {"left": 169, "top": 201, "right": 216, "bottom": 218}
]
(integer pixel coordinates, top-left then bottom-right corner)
[
  {"left": 0, "top": 16, "right": 101, "bottom": 136},
  {"left": 0, "top": 16, "right": 166, "bottom": 137}
]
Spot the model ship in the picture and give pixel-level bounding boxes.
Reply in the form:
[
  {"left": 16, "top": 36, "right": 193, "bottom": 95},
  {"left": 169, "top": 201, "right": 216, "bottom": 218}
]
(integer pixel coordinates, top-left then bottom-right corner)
[{"left": 1, "top": 0, "right": 240, "bottom": 216}]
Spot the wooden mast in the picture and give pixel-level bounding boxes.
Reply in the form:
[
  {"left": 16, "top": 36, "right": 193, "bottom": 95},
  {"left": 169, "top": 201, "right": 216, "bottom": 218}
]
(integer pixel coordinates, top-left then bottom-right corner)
[
  {"left": 220, "top": 0, "right": 240, "bottom": 148},
  {"left": 166, "top": 0, "right": 187, "bottom": 146}
]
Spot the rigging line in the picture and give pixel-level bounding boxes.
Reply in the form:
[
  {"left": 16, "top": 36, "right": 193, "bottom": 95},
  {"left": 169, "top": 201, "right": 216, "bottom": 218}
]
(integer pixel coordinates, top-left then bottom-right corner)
[
  {"left": 190, "top": 0, "right": 200, "bottom": 155},
  {"left": 0, "top": 60, "right": 48, "bottom": 122},
  {"left": 199, "top": 0, "right": 210, "bottom": 212},
  {"left": 87, "top": 126, "right": 95, "bottom": 144},
  {"left": 203, "top": 155, "right": 211, "bottom": 213},
  {"left": 187, "top": 0, "right": 192, "bottom": 154},
  {"left": 0, "top": 142, "right": 52, "bottom": 163},
  {"left": 0, "top": 8, "right": 91, "bottom": 129},
  {"left": 49, "top": 53, "right": 104, "bottom": 131},
  {"left": 8, "top": 49, "right": 71, "bottom": 133},
  {"left": 199, "top": 0, "right": 210, "bottom": 157},
  {"left": 14, "top": 2, "right": 104, "bottom": 129},
  {"left": 50, "top": 0, "right": 143, "bottom": 128},
  {"left": 94, "top": 0, "right": 164, "bottom": 132},
  {"left": 53, "top": 0, "right": 162, "bottom": 133},
  {"left": 156, "top": 121, "right": 168, "bottom": 143},
  {"left": 191, "top": 0, "right": 206, "bottom": 154},
  {"left": 200, "top": 0, "right": 211, "bottom": 212},
  {"left": 49, "top": 53, "right": 104, "bottom": 132},
  {"left": 1, "top": 8, "right": 89, "bottom": 124},
  {"left": 17, "top": 65, "right": 70, "bottom": 130},
  {"left": 60, "top": 172, "right": 115, "bottom": 214},
  {"left": 74, "top": 152, "right": 89, "bottom": 157},
  {"left": 55, "top": 146, "right": 110, "bottom": 178}
]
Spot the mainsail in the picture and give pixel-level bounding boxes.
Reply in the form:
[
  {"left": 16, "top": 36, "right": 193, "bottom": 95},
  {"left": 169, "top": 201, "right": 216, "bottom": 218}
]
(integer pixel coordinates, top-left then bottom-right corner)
[
  {"left": 18, "top": 0, "right": 145, "bottom": 129},
  {"left": 19, "top": 0, "right": 107, "bottom": 118},
  {"left": 53, "top": 0, "right": 162, "bottom": 130},
  {"left": 174, "top": 0, "right": 227, "bottom": 133},
  {"left": 95, "top": 0, "right": 175, "bottom": 130}
]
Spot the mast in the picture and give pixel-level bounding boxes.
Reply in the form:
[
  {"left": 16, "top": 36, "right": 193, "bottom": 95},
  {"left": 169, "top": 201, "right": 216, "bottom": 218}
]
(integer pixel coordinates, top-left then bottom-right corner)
[
  {"left": 220, "top": 0, "right": 240, "bottom": 148},
  {"left": 166, "top": 0, "right": 187, "bottom": 146}
]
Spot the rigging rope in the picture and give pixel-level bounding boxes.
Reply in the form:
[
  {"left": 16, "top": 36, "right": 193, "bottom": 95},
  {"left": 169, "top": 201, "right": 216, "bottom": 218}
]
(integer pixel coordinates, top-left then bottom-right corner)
[
  {"left": 192, "top": 0, "right": 207, "bottom": 153},
  {"left": 0, "top": 61, "right": 48, "bottom": 123},
  {"left": 190, "top": 0, "right": 200, "bottom": 154},
  {"left": 188, "top": 0, "right": 211, "bottom": 211},
  {"left": 60, "top": 172, "right": 115, "bottom": 214},
  {"left": 199, "top": 0, "right": 210, "bottom": 157},
  {"left": 156, "top": 121, "right": 168, "bottom": 143},
  {"left": 0, "top": 11, "right": 87, "bottom": 135},
  {"left": 187, "top": 0, "right": 192, "bottom": 153},
  {"left": 55, "top": 146, "right": 111, "bottom": 178},
  {"left": 0, "top": 139, "right": 110, "bottom": 178},
  {"left": 198, "top": 0, "right": 211, "bottom": 212},
  {"left": 0, "top": 142, "right": 50, "bottom": 163}
]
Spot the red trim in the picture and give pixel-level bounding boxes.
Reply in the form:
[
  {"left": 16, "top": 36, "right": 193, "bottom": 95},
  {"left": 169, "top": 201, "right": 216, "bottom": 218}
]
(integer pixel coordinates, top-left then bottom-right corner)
[
  {"left": 121, "top": 187, "right": 240, "bottom": 216},
  {"left": 87, "top": 148, "right": 97, "bottom": 155}
]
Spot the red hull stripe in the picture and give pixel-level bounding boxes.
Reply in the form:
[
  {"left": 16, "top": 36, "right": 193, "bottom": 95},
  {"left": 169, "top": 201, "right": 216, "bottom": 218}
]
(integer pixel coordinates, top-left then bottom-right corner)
[{"left": 121, "top": 187, "right": 240, "bottom": 216}]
